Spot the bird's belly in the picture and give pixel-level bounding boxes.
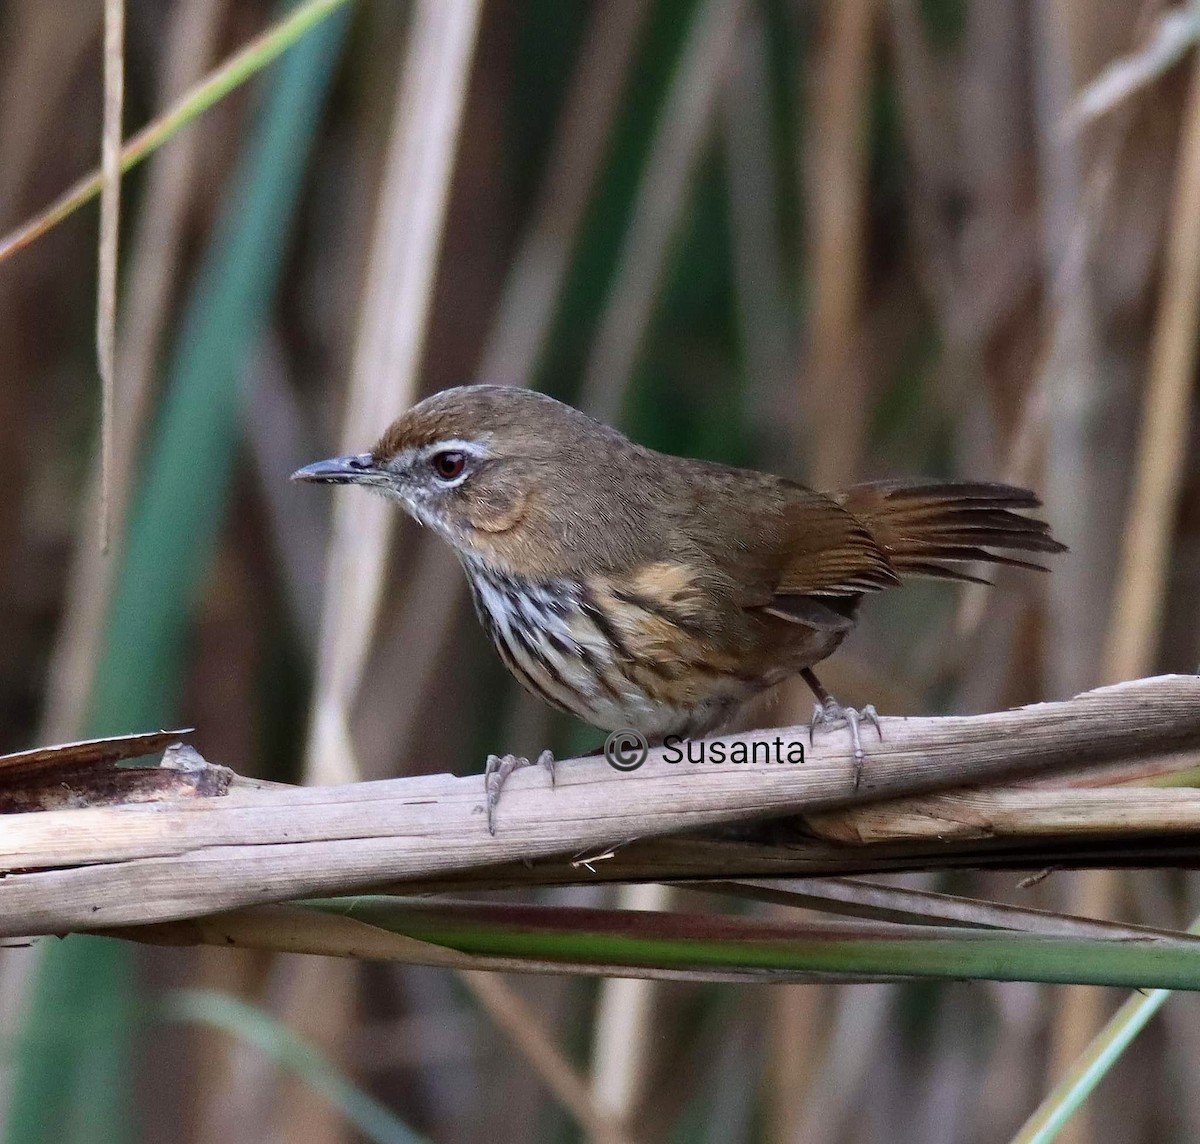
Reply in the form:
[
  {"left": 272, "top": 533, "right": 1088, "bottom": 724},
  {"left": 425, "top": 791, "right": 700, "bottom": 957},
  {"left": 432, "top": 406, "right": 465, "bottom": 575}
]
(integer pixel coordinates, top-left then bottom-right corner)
[
  {"left": 560, "top": 686, "right": 736, "bottom": 740},
  {"left": 506, "top": 649, "right": 751, "bottom": 742},
  {"left": 464, "top": 562, "right": 761, "bottom": 740}
]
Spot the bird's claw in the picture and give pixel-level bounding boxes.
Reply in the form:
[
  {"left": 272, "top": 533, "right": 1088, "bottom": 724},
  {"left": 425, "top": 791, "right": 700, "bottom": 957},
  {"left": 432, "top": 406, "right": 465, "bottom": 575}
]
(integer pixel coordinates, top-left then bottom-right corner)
[
  {"left": 484, "top": 749, "right": 555, "bottom": 834},
  {"left": 809, "top": 699, "right": 882, "bottom": 789}
]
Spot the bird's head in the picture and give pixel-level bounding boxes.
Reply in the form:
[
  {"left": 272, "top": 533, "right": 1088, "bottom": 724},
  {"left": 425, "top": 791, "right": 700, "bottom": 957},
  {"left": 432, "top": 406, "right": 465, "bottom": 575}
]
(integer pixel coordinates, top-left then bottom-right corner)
[{"left": 291, "top": 385, "right": 638, "bottom": 570}]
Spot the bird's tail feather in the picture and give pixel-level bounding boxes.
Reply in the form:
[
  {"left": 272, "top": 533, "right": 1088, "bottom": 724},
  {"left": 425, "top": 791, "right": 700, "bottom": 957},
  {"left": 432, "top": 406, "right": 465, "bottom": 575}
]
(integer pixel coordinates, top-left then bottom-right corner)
[{"left": 834, "top": 480, "right": 1067, "bottom": 585}]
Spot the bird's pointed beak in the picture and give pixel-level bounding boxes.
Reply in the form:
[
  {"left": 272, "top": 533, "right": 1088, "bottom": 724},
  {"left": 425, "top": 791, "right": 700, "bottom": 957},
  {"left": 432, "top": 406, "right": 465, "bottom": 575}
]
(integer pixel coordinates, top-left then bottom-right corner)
[{"left": 290, "top": 452, "right": 380, "bottom": 485}]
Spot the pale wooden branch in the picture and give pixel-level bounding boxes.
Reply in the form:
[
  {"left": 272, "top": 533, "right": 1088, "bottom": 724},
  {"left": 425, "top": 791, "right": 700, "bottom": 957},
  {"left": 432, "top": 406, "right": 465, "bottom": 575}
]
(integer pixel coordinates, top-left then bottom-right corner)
[
  {"left": 390, "top": 825, "right": 1200, "bottom": 894},
  {"left": 806, "top": 784, "right": 1200, "bottom": 844},
  {"left": 0, "top": 675, "right": 1197, "bottom": 938}
]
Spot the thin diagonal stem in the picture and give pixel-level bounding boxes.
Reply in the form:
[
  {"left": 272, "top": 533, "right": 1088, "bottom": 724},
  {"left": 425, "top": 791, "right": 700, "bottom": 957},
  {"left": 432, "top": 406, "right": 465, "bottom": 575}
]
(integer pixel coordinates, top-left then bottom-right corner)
[{"left": 0, "top": 0, "right": 351, "bottom": 264}]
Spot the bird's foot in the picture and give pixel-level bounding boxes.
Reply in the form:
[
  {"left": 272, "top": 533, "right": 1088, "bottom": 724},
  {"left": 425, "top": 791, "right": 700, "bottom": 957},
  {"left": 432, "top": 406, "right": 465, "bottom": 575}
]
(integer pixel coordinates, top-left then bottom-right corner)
[
  {"left": 484, "top": 749, "right": 555, "bottom": 835},
  {"left": 808, "top": 698, "right": 881, "bottom": 789}
]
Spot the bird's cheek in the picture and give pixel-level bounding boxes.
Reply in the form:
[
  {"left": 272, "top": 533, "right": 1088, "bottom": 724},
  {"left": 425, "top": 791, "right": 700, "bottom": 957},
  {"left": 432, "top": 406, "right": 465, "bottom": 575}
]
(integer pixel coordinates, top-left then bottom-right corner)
[{"left": 465, "top": 488, "right": 528, "bottom": 534}]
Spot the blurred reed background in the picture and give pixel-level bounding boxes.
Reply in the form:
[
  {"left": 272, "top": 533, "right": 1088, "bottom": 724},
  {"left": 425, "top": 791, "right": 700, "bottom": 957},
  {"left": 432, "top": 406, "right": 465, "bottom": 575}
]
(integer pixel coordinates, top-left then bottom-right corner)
[{"left": 1, "top": 0, "right": 1199, "bottom": 1141}]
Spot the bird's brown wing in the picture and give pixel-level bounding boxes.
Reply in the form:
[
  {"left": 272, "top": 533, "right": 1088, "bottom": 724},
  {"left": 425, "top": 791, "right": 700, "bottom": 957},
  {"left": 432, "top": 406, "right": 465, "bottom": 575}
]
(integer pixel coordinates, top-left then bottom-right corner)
[
  {"left": 746, "top": 490, "right": 897, "bottom": 633},
  {"left": 666, "top": 460, "right": 899, "bottom": 622},
  {"left": 669, "top": 460, "right": 1063, "bottom": 640},
  {"left": 768, "top": 487, "right": 900, "bottom": 597}
]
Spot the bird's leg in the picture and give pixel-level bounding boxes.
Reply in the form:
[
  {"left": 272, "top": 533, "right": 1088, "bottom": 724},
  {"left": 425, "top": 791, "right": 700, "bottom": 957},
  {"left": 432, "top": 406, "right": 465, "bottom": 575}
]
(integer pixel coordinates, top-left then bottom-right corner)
[
  {"left": 800, "top": 668, "right": 881, "bottom": 790},
  {"left": 484, "top": 749, "right": 555, "bottom": 835}
]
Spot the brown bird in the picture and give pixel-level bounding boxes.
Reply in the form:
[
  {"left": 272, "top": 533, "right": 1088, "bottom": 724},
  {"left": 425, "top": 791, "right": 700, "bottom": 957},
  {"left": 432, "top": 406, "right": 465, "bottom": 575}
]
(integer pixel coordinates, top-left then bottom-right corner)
[{"left": 293, "top": 385, "right": 1065, "bottom": 831}]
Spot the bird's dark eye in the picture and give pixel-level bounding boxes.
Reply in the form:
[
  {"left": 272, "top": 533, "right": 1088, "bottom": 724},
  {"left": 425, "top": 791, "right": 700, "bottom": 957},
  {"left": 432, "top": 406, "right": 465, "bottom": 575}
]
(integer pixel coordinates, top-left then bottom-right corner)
[{"left": 430, "top": 450, "right": 467, "bottom": 482}]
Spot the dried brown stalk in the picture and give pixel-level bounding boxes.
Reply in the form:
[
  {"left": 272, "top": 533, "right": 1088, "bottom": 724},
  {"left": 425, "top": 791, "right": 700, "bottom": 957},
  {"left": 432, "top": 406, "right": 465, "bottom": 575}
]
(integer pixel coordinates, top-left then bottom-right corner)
[
  {"left": 1052, "top": 35, "right": 1200, "bottom": 1129},
  {"left": 1103, "top": 51, "right": 1200, "bottom": 681},
  {"left": 575, "top": 0, "right": 746, "bottom": 422},
  {"left": 460, "top": 972, "right": 637, "bottom": 1144},
  {"left": 97, "top": 0, "right": 125, "bottom": 553},
  {"left": 0, "top": 676, "right": 1195, "bottom": 938},
  {"left": 306, "top": 0, "right": 482, "bottom": 787},
  {"left": 41, "top": 0, "right": 228, "bottom": 743},
  {"left": 801, "top": 0, "right": 876, "bottom": 490}
]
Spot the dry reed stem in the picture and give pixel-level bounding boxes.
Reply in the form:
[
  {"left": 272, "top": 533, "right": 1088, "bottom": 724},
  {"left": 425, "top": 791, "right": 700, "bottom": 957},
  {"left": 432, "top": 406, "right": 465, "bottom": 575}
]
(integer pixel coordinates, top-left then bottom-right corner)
[
  {"left": 290, "top": 9, "right": 481, "bottom": 1141},
  {"left": 244, "top": 336, "right": 326, "bottom": 650},
  {"left": 802, "top": 0, "right": 876, "bottom": 490},
  {"left": 786, "top": 6, "right": 877, "bottom": 1133},
  {"left": 575, "top": 0, "right": 746, "bottom": 423},
  {"left": 0, "top": 676, "right": 1195, "bottom": 937},
  {"left": 790, "top": 983, "right": 894, "bottom": 1144},
  {"left": 97, "top": 0, "right": 125, "bottom": 553},
  {"left": 1053, "top": 44, "right": 1200, "bottom": 1131},
  {"left": 41, "top": 0, "right": 227, "bottom": 743},
  {"left": 806, "top": 784, "right": 1200, "bottom": 843},
  {"left": 305, "top": 0, "right": 481, "bottom": 787},
  {"left": 478, "top": 0, "right": 648, "bottom": 384},
  {"left": 589, "top": 882, "right": 672, "bottom": 1124},
  {"left": 723, "top": 8, "right": 792, "bottom": 430},
  {"left": 0, "top": 5, "right": 106, "bottom": 1125},
  {"left": 882, "top": 0, "right": 957, "bottom": 314},
  {"left": 390, "top": 821, "right": 1200, "bottom": 893},
  {"left": 713, "top": 877, "right": 1200, "bottom": 942},
  {"left": 0, "top": 0, "right": 352, "bottom": 264},
  {"left": 766, "top": 984, "right": 822, "bottom": 1144},
  {"left": 1036, "top": 6, "right": 1106, "bottom": 702},
  {"left": 1034, "top": 6, "right": 1121, "bottom": 1123},
  {"left": 459, "top": 972, "right": 638, "bottom": 1144},
  {"left": 1103, "top": 52, "right": 1200, "bottom": 682},
  {"left": 1064, "top": 6, "right": 1200, "bottom": 132}
]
